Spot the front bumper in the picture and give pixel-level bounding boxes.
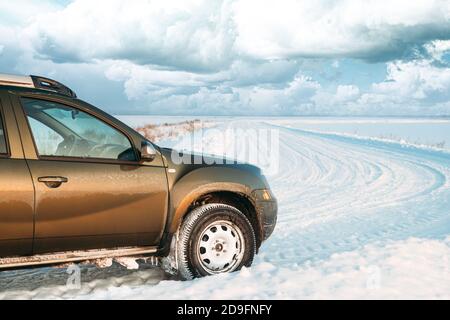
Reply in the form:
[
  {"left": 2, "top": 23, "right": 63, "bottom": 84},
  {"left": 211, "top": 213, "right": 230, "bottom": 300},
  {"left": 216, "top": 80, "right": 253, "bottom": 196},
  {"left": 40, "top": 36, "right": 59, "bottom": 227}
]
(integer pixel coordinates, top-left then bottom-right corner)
[
  {"left": 252, "top": 189, "right": 278, "bottom": 241},
  {"left": 258, "top": 200, "right": 278, "bottom": 240}
]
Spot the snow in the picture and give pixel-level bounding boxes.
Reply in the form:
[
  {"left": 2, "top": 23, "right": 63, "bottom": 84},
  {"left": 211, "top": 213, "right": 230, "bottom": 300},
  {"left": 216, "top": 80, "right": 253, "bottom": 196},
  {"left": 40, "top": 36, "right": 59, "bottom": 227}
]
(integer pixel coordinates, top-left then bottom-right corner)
[
  {"left": 73, "top": 237, "right": 450, "bottom": 300},
  {"left": 114, "top": 258, "right": 140, "bottom": 270},
  {"left": 269, "top": 117, "right": 450, "bottom": 151},
  {"left": 1, "top": 117, "right": 449, "bottom": 299},
  {"left": 1, "top": 238, "right": 448, "bottom": 300}
]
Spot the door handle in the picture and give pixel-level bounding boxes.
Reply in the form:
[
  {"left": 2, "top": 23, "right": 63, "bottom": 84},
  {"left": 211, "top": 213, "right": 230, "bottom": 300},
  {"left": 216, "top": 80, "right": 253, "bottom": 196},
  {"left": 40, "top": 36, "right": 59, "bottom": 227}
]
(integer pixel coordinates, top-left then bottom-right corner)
[{"left": 38, "top": 176, "right": 68, "bottom": 189}]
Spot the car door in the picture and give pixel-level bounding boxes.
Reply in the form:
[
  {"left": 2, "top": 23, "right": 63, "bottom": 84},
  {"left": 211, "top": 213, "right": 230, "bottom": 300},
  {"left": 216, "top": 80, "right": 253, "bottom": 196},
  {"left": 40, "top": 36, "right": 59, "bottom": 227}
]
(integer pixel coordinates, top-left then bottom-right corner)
[
  {"left": 12, "top": 95, "right": 168, "bottom": 254},
  {"left": 0, "top": 91, "right": 34, "bottom": 257}
]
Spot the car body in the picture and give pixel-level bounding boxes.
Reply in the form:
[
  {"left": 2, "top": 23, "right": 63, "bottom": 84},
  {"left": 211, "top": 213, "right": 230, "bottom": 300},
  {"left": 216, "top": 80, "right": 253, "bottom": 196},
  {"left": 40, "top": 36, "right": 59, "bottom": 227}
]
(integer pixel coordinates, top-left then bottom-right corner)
[{"left": 0, "top": 74, "right": 277, "bottom": 278}]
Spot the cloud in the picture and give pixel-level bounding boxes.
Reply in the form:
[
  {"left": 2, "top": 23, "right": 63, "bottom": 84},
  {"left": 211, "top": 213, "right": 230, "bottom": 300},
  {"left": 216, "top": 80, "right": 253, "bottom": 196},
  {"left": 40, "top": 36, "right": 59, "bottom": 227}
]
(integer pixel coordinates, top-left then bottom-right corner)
[
  {"left": 309, "top": 59, "right": 450, "bottom": 115},
  {"left": 1, "top": 0, "right": 450, "bottom": 116},
  {"left": 370, "top": 60, "right": 450, "bottom": 102},
  {"left": 132, "top": 56, "right": 450, "bottom": 115},
  {"left": 112, "top": 71, "right": 325, "bottom": 116},
  {"left": 217, "top": 59, "right": 301, "bottom": 87},
  {"left": 335, "top": 85, "right": 360, "bottom": 102},
  {"left": 0, "top": 0, "right": 63, "bottom": 26},
  {"left": 425, "top": 40, "right": 450, "bottom": 62},
  {"left": 21, "top": 0, "right": 450, "bottom": 70},
  {"left": 104, "top": 58, "right": 302, "bottom": 103},
  {"left": 312, "top": 85, "right": 360, "bottom": 109},
  {"left": 234, "top": 0, "right": 450, "bottom": 62},
  {"left": 26, "top": 0, "right": 236, "bottom": 72},
  {"left": 105, "top": 61, "right": 205, "bottom": 101},
  {"left": 93, "top": 57, "right": 450, "bottom": 116}
]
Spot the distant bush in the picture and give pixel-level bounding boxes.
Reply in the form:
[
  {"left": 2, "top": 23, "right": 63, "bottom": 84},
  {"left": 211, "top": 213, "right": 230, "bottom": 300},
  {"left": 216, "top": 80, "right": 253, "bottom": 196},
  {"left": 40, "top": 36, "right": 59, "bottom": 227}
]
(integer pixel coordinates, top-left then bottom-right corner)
[{"left": 135, "top": 119, "right": 212, "bottom": 142}]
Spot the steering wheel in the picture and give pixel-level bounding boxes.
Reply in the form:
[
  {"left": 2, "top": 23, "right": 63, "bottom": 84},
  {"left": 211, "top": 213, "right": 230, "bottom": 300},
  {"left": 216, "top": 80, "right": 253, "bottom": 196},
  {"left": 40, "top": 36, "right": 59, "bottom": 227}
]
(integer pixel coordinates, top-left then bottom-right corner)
[
  {"left": 88, "top": 143, "right": 110, "bottom": 158},
  {"left": 56, "top": 134, "right": 76, "bottom": 156}
]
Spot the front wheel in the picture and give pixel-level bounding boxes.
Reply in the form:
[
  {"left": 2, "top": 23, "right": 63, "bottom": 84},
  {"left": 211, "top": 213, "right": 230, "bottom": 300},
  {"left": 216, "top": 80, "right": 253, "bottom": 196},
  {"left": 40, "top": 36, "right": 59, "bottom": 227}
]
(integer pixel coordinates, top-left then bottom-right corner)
[{"left": 176, "top": 203, "right": 256, "bottom": 280}]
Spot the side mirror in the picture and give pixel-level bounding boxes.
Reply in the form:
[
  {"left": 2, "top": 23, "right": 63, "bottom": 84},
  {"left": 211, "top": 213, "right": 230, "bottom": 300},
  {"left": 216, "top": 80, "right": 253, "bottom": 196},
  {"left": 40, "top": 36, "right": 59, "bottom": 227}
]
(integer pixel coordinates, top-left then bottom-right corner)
[{"left": 140, "top": 141, "right": 157, "bottom": 162}]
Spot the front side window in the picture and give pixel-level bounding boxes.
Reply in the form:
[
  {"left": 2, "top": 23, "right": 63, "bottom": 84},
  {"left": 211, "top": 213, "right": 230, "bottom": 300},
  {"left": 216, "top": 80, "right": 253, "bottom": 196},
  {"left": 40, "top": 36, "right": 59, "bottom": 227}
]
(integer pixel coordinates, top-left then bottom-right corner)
[{"left": 21, "top": 98, "right": 136, "bottom": 161}]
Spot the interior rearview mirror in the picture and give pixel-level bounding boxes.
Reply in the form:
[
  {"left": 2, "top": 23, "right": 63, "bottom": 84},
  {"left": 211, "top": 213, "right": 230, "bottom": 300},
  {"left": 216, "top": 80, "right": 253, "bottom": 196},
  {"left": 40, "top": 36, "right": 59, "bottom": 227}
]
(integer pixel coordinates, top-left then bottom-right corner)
[
  {"left": 71, "top": 109, "right": 79, "bottom": 119},
  {"left": 140, "top": 141, "right": 157, "bottom": 162}
]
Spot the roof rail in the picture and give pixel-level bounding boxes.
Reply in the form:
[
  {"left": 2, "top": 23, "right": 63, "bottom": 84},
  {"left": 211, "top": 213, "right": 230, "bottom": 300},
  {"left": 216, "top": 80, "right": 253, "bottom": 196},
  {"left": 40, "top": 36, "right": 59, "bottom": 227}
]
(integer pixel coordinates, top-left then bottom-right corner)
[
  {"left": 0, "top": 74, "right": 34, "bottom": 88},
  {"left": 31, "top": 75, "right": 77, "bottom": 98},
  {"left": 0, "top": 73, "right": 77, "bottom": 98}
]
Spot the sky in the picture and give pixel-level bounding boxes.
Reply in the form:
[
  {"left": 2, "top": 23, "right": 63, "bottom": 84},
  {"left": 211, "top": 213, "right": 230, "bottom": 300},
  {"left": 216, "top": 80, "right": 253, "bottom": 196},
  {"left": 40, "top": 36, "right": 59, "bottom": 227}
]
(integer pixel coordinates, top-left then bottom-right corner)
[{"left": 0, "top": 0, "right": 449, "bottom": 116}]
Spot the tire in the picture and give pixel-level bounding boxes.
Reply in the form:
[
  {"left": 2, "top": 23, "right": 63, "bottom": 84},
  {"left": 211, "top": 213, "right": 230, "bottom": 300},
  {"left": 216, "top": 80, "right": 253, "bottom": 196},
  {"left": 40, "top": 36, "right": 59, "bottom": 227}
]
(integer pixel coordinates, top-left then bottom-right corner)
[{"left": 177, "top": 203, "right": 256, "bottom": 280}]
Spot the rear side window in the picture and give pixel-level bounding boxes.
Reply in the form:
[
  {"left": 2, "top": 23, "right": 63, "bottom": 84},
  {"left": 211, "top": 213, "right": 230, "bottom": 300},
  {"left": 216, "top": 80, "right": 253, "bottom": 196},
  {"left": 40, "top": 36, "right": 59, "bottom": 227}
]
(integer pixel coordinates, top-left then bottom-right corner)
[{"left": 0, "top": 112, "right": 8, "bottom": 154}]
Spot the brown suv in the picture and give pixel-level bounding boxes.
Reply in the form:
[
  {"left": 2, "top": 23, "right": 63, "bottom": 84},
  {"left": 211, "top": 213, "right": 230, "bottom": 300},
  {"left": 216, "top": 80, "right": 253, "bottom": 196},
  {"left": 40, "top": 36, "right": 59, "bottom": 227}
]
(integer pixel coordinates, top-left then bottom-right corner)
[{"left": 0, "top": 74, "right": 277, "bottom": 279}]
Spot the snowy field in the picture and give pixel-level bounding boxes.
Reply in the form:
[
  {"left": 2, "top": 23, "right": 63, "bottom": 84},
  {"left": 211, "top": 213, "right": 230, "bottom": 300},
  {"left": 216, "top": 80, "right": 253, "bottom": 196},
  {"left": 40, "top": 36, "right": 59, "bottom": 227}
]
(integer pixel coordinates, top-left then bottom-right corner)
[
  {"left": 0, "top": 117, "right": 449, "bottom": 299},
  {"left": 119, "top": 116, "right": 450, "bottom": 151}
]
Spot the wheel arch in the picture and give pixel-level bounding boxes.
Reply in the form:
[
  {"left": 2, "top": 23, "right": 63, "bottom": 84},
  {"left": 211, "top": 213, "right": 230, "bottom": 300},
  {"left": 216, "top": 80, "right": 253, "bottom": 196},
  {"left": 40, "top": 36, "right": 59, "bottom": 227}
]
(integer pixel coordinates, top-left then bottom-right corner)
[
  {"left": 169, "top": 185, "right": 263, "bottom": 250},
  {"left": 187, "top": 191, "right": 263, "bottom": 248}
]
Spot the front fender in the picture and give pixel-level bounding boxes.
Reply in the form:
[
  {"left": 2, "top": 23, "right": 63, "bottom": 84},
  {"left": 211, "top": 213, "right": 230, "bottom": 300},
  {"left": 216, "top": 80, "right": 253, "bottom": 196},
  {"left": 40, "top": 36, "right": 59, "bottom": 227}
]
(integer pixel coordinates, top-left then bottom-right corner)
[{"left": 167, "top": 166, "right": 266, "bottom": 234}]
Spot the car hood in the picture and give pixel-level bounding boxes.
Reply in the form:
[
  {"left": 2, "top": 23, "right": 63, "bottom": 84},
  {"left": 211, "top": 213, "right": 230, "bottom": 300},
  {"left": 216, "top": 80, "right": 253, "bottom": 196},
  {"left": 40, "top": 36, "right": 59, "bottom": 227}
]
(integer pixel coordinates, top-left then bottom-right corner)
[{"left": 160, "top": 147, "right": 262, "bottom": 176}]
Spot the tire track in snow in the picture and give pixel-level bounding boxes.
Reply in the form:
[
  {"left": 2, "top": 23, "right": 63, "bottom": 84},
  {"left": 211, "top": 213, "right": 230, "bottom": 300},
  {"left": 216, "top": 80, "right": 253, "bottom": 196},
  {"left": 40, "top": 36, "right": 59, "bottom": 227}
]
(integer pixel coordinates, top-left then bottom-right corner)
[
  {"left": 253, "top": 121, "right": 450, "bottom": 266},
  {"left": 275, "top": 126, "right": 446, "bottom": 223}
]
